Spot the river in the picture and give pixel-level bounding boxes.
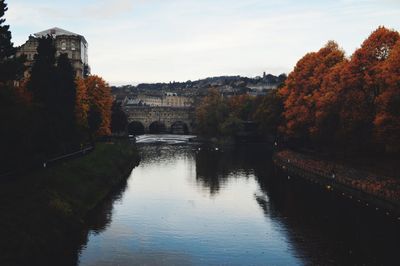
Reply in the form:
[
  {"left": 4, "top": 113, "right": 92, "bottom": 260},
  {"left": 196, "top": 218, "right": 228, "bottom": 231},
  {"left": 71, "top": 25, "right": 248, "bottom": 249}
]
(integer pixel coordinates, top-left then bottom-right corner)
[{"left": 77, "top": 135, "right": 399, "bottom": 265}]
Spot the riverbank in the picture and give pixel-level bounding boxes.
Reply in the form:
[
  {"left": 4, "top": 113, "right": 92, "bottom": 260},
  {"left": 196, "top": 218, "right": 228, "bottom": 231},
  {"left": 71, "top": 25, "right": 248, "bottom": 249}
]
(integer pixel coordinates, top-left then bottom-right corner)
[
  {"left": 0, "top": 141, "right": 140, "bottom": 265},
  {"left": 273, "top": 150, "right": 400, "bottom": 218}
]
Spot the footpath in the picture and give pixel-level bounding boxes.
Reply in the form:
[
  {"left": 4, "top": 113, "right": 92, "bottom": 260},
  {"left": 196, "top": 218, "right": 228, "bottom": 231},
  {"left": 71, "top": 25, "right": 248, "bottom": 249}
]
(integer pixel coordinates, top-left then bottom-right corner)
[{"left": 273, "top": 150, "right": 400, "bottom": 219}]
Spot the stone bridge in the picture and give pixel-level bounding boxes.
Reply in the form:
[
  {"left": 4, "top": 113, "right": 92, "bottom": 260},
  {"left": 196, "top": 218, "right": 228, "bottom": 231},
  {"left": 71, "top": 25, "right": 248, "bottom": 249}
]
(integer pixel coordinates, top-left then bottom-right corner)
[{"left": 124, "top": 106, "right": 195, "bottom": 135}]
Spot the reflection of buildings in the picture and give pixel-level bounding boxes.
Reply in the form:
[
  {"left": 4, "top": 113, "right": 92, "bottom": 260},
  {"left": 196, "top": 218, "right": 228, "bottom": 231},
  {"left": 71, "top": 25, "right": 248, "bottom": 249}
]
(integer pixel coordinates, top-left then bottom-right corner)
[
  {"left": 16, "top": 27, "right": 90, "bottom": 78},
  {"left": 122, "top": 92, "right": 193, "bottom": 107}
]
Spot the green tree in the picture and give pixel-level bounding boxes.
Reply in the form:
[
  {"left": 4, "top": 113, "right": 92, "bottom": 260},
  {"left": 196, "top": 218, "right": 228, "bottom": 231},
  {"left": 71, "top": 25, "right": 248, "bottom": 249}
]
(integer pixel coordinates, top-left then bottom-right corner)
[
  {"left": 55, "top": 53, "right": 79, "bottom": 150},
  {"left": 0, "top": 0, "right": 25, "bottom": 83},
  {"left": 111, "top": 102, "right": 128, "bottom": 134},
  {"left": 254, "top": 89, "right": 283, "bottom": 137},
  {"left": 195, "top": 88, "right": 229, "bottom": 137},
  {"left": 26, "top": 36, "right": 59, "bottom": 155},
  {"left": 27, "top": 38, "right": 81, "bottom": 154},
  {"left": 0, "top": 0, "right": 31, "bottom": 173},
  {"left": 27, "top": 36, "right": 57, "bottom": 107},
  {"left": 88, "top": 106, "right": 102, "bottom": 141}
]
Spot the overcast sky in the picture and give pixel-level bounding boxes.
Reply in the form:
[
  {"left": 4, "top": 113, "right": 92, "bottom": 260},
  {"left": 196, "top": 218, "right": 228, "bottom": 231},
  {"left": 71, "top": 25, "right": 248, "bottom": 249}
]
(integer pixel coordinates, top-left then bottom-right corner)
[{"left": 5, "top": 0, "right": 400, "bottom": 85}]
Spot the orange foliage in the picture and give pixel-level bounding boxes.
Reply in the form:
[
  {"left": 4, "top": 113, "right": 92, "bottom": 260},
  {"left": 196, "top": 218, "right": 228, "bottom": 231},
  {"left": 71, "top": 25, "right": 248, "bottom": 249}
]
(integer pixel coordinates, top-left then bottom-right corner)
[
  {"left": 75, "top": 77, "right": 89, "bottom": 128},
  {"left": 374, "top": 39, "right": 400, "bottom": 150},
  {"left": 338, "top": 27, "right": 399, "bottom": 140},
  {"left": 13, "top": 79, "right": 32, "bottom": 104},
  {"left": 85, "top": 75, "right": 113, "bottom": 136},
  {"left": 279, "top": 27, "right": 400, "bottom": 151},
  {"left": 279, "top": 41, "right": 345, "bottom": 139}
]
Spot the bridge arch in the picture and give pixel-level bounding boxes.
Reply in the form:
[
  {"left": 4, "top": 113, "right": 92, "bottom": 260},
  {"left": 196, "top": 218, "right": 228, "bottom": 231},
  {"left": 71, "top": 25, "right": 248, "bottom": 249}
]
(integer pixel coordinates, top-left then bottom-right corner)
[
  {"left": 128, "top": 121, "right": 145, "bottom": 135},
  {"left": 149, "top": 121, "right": 167, "bottom": 134},
  {"left": 170, "top": 121, "right": 189, "bottom": 135},
  {"left": 125, "top": 106, "right": 195, "bottom": 134}
]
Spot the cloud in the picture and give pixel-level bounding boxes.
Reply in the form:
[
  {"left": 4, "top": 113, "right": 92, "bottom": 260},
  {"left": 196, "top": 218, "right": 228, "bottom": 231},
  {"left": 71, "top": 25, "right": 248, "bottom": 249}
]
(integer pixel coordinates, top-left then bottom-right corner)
[
  {"left": 82, "top": 0, "right": 135, "bottom": 19},
  {"left": 6, "top": 0, "right": 400, "bottom": 84}
]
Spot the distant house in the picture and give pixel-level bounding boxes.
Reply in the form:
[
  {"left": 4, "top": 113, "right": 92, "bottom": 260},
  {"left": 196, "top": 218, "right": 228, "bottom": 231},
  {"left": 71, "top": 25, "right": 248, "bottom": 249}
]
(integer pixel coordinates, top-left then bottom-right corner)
[
  {"left": 163, "top": 92, "right": 193, "bottom": 107},
  {"left": 121, "top": 93, "right": 194, "bottom": 108},
  {"left": 247, "top": 84, "right": 278, "bottom": 91},
  {"left": 122, "top": 96, "right": 143, "bottom": 106},
  {"left": 16, "top": 27, "right": 90, "bottom": 78}
]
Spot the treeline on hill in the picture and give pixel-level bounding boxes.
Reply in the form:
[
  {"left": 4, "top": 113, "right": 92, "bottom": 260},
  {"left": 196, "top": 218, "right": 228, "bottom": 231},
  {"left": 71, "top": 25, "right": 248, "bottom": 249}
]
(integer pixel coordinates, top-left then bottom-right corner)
[
  {"left": 112, "top": 74, "right": 287, "bottom": 94},
  {"left": 197, "top": 26, "right": 400, "bottom": 154},
  {"left": 0, "top": 1, "right": 124, "bottom": 174}
]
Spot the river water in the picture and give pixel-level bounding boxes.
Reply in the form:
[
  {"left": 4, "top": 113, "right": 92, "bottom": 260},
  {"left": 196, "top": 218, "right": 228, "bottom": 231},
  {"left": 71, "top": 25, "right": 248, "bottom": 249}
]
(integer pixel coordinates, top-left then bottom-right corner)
[{"left": 77, "top": 135, "right": 399, "bottom": 266}]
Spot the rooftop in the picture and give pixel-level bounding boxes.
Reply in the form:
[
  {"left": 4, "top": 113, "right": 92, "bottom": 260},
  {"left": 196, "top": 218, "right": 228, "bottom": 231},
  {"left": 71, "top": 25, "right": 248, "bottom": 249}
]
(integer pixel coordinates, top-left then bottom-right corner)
[{"left": 33, "top": 27, "right": 87, "bottom": 44}]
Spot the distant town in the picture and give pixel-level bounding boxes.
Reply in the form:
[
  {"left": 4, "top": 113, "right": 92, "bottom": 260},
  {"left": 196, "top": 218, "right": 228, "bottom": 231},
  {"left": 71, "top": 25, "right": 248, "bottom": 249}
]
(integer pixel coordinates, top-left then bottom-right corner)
[{"left": 111, "top": 73, "right": 287, "bottom": 108}]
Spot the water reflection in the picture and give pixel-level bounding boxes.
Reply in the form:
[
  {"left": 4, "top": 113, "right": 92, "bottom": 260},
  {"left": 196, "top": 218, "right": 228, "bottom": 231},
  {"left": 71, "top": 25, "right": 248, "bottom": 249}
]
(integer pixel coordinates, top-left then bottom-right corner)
[
  {"left": 257, "top": 171, "right": 400, "bottom": 265},
  {"left": 84, "top": 179, "right": 129, "bottom": 235},
  {"left": 195, "top": 145, "right": 267, "bottom": 195},
  {"left": 77, "top": 137, "right": 400, "bottom": 265},
  {"left": 79, "top": 142, "right": 302, "bottom": 265}
]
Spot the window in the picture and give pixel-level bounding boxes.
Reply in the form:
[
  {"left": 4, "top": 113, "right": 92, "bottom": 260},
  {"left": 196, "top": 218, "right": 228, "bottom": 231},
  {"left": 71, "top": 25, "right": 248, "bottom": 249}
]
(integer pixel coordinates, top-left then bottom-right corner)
[
  {"left": 61, "top": 41, "right": 66, "bottom": 50},
  {"left": 71, "top": 42, "right": 76, "bottom": 51}
]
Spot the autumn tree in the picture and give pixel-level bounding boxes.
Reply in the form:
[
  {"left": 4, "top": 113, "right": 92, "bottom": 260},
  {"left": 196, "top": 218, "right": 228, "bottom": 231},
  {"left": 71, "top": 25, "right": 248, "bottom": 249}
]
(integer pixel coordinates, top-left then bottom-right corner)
[
  {"left": 338, "top": 27, "right": 399, "bottom": 149},
  {"left": 195, "top": 88, "right": 229, "bottom": 137},
  {"left": 311, "top": 61, "right": 348, "bottom": 147},
  {"left": 279, "top": 41, "right": 345, "bottom": 145},
  {"left": 85, "top": 75, "right": 113, "bottom": 136},
  {"left": 75, "top": 77, "right": 89, "bottom": 129},
  {"left": 374, "top": 39, "right": 400, "bottom": 152},
  {"left": 88, "top": 106, "right": 102, "bottom": 139}
]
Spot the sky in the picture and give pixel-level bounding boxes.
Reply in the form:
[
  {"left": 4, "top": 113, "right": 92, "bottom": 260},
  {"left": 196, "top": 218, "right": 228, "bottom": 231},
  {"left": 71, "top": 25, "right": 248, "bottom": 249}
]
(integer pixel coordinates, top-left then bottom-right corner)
[{"left": 5, "top": 0, "right": 400, "bottom": 85}]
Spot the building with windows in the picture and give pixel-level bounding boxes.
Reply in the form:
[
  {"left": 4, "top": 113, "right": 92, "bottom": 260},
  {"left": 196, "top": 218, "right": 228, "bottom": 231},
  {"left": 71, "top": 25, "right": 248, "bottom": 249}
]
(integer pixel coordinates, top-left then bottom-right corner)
[
  {"left": 121, "top": 93, "right": 194, "bottom": 108},
  {"left": 163, "top": 93, "right": 193, "bottom": 107},
  {"left": 17, "top": 27, "right": 90, "bottom": 78}
]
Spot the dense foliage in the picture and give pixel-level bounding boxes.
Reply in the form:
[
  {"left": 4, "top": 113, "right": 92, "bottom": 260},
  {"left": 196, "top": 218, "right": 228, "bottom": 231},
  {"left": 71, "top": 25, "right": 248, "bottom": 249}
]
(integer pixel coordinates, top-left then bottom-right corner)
[
  {"left": 0, "top": 1, "right": 114, "bottom": 174},
  {"left": 280, "top": 26, "right": 400, "bottom": 153},
  {"left": 195, "top": 88, "right": 282, "bottom": 138},
  {"left": 111, "top": 102, "right": 128, "bottom": 134},
  {"left": 0, "top": 0, "right": 30, "bottom": 173},
  {"left": 85, "top": 75, "right": 113, "bottom": 136},
  {"left": 197, "top": 27, "right": 400, "bottom": 154}
]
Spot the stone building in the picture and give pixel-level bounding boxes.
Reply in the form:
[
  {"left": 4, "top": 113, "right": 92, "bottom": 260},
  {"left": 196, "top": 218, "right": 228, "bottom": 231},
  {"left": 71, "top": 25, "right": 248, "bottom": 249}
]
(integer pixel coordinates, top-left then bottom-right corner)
[
  {"left": 163, "top": 93, "right": 193, "bottom": 107},
  {"left": 122, "top": 93, "right": 193, "bottom": 108},
  {"left": 16, "top": 27, "right": 90, "bottom": 78}
]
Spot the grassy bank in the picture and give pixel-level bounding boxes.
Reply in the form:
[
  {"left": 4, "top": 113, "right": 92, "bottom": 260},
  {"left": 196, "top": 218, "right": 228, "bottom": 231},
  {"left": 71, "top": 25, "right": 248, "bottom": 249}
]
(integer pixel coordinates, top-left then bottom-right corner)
[{"left": 0, "top": 141, "right": 140, "bottom": 265}]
